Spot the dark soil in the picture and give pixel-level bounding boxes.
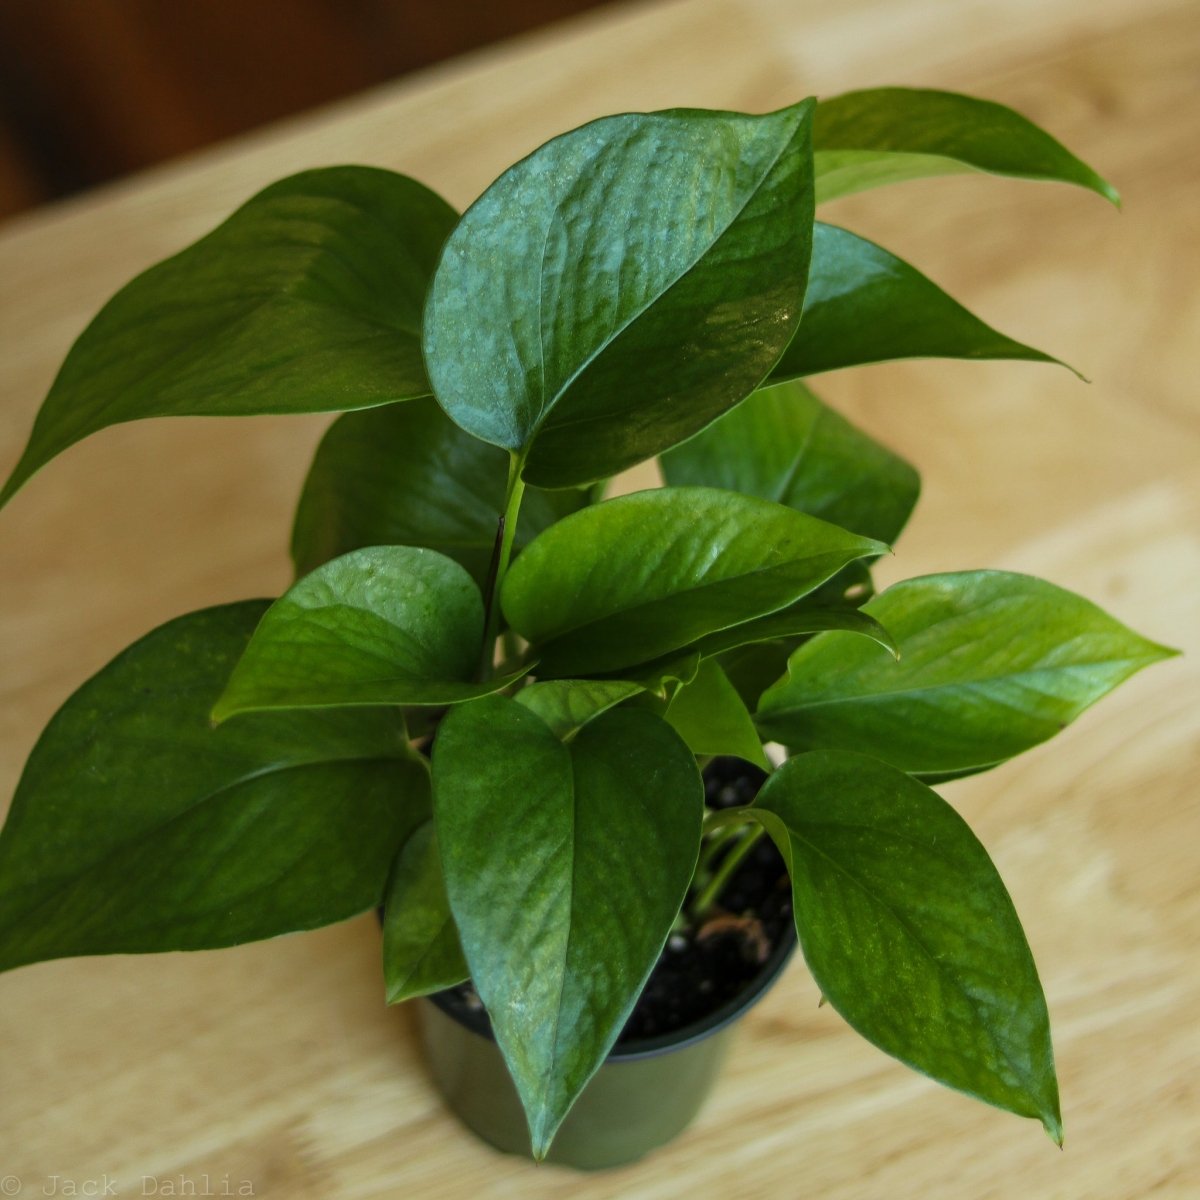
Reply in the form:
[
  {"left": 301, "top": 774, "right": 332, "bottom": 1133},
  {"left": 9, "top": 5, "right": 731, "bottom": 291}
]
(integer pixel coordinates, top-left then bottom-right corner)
[{"left": 437, "top": 757, "right": 793, "bottom": 1046}]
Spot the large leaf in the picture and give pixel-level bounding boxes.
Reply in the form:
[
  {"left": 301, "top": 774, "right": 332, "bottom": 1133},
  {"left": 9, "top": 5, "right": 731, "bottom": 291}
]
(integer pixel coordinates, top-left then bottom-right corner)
[
  {"left": 665, "top": 660, "right": 769, "bottom": 769},
  {"left": 0, "top": 602, "right": 422, "bottom": 973},
  {"left": 291, "top": 399, "right": 588, "bottom": 586},
  {"left": 769, "top": 224, "right": 1062, "bottom": 380},
  {"left": 501, "top": 487, "right": 885, "bottom": 677},
  {"left": 662, "top": 381, "right": 919, "bottom": 544},
  {"left": 433, "top": 697, "right": 702, "bottom": 1157},
  {"left": 212, "top": 546, "right": 527, "bottom": 722},
  {"left": 1, "top": 168, "right": 457, "bottom": 507},
  {"left": 423, "top": 102, "right": 816, "bottom": 488},
  {"left": 756, "top": 571, "right": 1177, "bottom": 774},
  {"left": 382, "top": 818, "right": 468, "bottom": 1003},
  {"left": 751, "top": 751, "right": 1061, "bottom": 1139},
  {"left": 813, "top": 87, "right": 1119, "bottom": 205}
]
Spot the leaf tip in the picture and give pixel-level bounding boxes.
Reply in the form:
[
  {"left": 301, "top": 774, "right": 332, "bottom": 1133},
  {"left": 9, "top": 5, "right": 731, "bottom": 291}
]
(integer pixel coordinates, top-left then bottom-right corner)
[{"left": 1044, "top": 1115, "right": 1065, "bottom": 1149}]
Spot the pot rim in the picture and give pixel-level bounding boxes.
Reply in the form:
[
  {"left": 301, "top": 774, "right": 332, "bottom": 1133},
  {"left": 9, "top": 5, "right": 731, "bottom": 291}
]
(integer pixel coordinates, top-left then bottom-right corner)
[{"left": 425, "top": 920, "right": 797, "bottom": 1062}]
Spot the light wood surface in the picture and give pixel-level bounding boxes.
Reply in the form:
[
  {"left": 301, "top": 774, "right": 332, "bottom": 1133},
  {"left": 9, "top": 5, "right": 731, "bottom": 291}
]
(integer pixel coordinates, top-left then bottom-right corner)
[{"left": 1, "top": 0, "right": 1197, "bottom": 1196}]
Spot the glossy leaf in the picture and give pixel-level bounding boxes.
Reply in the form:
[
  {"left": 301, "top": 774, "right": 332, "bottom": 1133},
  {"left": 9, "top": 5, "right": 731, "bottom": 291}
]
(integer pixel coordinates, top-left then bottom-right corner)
[
  {"left": 383, "top": 819, "right": 468, "bottom": 1003},
  {"left": 1, "top": 168, "right": 457, "bottom": 508},
  {"left": 291, "top": 399, "right": 588, "bottom": 586},
  {"left": 515, "top": 679, "right": 642, "bottom": 740},
  {"left": 813, "top": 87, "right": 1119, "bottom": 205},
  {"left": 662, "top": 381, "right": 919, "bottom": 544},
  {"left": 213, "top": 546, "right": 527, "bottom": 722},
  {"left": 757, "top": 571, "right": 1178, "bottom": 773},
  {"left": 688, "top": 602, "right": 897, "bottom": 661},
  {"left": 769, "top": 224, "right": 1062, "bottom": 380},
  {"left": 433, "top": 697, "right": 702, "bottom": 1157},
  {"left": 501, "top": 487, "right": 886, "bottom": 677},
  {"left": 0, "top": 603, "right": 421, "bottom": 973},
  {"left": 665, "top": 660, "right": 769, "bottom": 769},
  {"left": 752, "top": 751, "right": 1061, "bottom": 1139},
  {"left": 423, "top": 102, "right": 816, "bottom": 488}
]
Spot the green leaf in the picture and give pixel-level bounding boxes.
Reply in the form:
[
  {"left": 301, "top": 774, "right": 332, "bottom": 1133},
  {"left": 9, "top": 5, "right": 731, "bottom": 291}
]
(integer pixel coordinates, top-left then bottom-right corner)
[
  {"left": 751, "top": 750, "right": 1061, "bottom": 1140},
  {"left": 690, "top": 602, "right": 898, "bottom": 660},
  {"left": 769, "top": 224, "right": 1064, "bottom": 381},
  {"left": 423, "top": 102, "right": 816, "bottom": 488},
  {"left": 501, "top": 488, "right": 885, "bottom": 678},
  {"left": 432, "top": 697, "right": 702, "bottom": 1158},
  {"left": 212, "top": 546, "right": 528, "bottom": 722},
  {"left": 514, "top": 679, "right": 642, "bottom": 740},
  {"left": 757, "top": 571, "right": 1178, "bottom": 774},
  {"left": 1, "top": 168, "right": 457, "bottom": 508},
  {"left": 291, "top": 398, "right": 588, "bottom": 586},
  {"left": 0, "top": 602, "right": 422, "bottom": 973},
  {"left": 716, "top": 642, "right": 798, "bottom": 713},
  {"left": 813, "top": 87, "right": 1119, "bottom": 206},
  {"left": 665, "top": 660, "right": 769, "bottom": 769},
  {"left": 662, "top": 381, "right": 919, "bottom": 544},
  {"left": 383, "top": 818, "right": 469, "bottom": 1004}
]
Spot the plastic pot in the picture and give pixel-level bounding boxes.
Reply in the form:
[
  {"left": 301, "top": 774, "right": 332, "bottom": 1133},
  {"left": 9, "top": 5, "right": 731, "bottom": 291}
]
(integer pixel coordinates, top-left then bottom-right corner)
[{"left": 416, "top": 926, "right": 796, "bottom": 1170}]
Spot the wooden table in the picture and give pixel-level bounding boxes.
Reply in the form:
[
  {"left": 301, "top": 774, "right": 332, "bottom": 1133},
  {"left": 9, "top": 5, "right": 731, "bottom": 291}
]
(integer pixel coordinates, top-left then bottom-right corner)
[{"left": 1, "top": 0, "right": 1196, "bottom": 1195}]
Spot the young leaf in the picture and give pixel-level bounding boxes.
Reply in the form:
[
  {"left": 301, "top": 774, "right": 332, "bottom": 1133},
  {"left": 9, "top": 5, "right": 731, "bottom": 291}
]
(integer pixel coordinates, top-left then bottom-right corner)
[
  {"left": 383, "top": 819, "right": 469, "bottom": 1004},
  {"left": 432, "top": 697, "right": 703, "bottom": 1158},
  {"left": 0, "top": 168, "right": 457, "bottom": 508},
  {"left": 665, "top": 660, "right": 769, "bottom": 769},
  {"left": 423, "top": 102, "right": 816, "bottom": 488},
  {"left": 0, "top": 603, "right": 422, "bottom": 973},
  {"left": 501, "top": 487, "right": 886, "bottom": 677},
  {"left": 690, "top": 602, "right": 897, "bottom": 660},
  {"left": 752, "top": 750, "right": 1061, "bottom": 1140},
  {"left": 291, "top": 399, "right": 588, "bottom": 585},
  {"left": 212, "top": 546, "right": 527, "bottom": 722},
  {"left": 514, "top": 679, "right": 642, "bottom": 740},
  {"left": 757, "top": 571, "right": 1178, "bottom": 774},
  {"left": 813, "top": 87, "right": 1119, "bottom": 206},
  {"left": 661, "top": 381, "right": 919, "bottom": 545},
  {"left": 769, "top": 224, "right": 1064, "bottom": 381}
]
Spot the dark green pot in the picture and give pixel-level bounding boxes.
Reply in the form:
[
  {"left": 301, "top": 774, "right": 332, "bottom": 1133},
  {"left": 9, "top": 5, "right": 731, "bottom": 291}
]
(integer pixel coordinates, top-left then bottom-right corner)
[{"left": 417, "top": 930, "right": 796, "bottom": 1170}]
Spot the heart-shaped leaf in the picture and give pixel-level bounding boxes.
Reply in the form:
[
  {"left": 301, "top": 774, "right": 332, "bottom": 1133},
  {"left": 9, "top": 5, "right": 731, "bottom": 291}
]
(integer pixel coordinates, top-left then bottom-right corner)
[
  {"left": 665, "top": 660, "right": 768, "bottom": 769},
  {"left": 213, "top": 546, "right": 528, "bottom": 722},
  {"left": 769, "top": 224, "right": 1063, "bottom": 381},
  {"left": 383, "top": 817, "right": 468, "bottom": 1004},
  {"left": 0, "top": 602, "right": 422, "bottom": 973},
  {"left": 514, "top": 679, "right": 642, "bottom": 740},
  {"left": 501, "top": 487, "right": 885, "bottom": 677},
  {"left": 291, "top": 398, "right": 588, "bottom": 586},
  {"left": 751, "top": 750, "right": 1061, "bottom": 1140},
  {"left": 1, "top": 168, "right": 457, "bottom": 508},
  {"left": 423, "top": 102, "right": 816, "bottom": 488},
  {"left": 432, "top": 697, "right": 702, "bottom": 1157},
  {"left": 662, "top": 382, "right": 919, "bottom": 545},
  {"left": 813, "top": 87, "right": 1119, "bottom": 205},
  {"left": 756, "top": 571, "right": 1178, "bottom": 773}
]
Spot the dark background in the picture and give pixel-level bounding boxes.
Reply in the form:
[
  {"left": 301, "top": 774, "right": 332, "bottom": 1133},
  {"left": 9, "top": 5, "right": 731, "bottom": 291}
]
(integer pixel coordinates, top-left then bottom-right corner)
[{"left": 0, "top": 0, "right": 612, "bottom": 220}]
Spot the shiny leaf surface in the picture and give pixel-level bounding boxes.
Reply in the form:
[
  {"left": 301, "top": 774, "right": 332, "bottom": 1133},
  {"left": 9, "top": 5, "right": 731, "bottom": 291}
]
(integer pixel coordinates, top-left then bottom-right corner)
[
  {"left": 757, "top": 571, "right": 1177, "bottom": 773},
  {"left": 0, "top": 603, "right": 420, "bottom": 972},
  {"left": 433, "top": 697, "right": 702, "bottom": 1157},
  {"left": 424, "top": 103, "right": 816, "bottom": 487},
  {"left": 1, "top": 168, "right": 456, "bottom": 507},
  {"left": 813, "top": 87, "right": 1119, "bottom": 205},
  {"left": 752, "top": 751, "right": 1061, "bottom": 1139},
  {"left": 514, "top": 679, "right": 642, "bottom": 739},
  {"left": 502, "top": 487, "right": 885, "bottom": 677}
]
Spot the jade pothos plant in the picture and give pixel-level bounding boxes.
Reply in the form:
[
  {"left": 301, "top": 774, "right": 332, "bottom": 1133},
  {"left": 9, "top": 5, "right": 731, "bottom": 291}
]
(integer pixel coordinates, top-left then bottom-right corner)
[{"left": 0, "top": 89, "right": 1175, "bottom": 1159}]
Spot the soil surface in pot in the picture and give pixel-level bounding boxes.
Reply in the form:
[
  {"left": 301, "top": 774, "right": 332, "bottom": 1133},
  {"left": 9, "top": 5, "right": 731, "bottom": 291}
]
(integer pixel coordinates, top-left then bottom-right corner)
[{"left": 438, "top": 757, "right": 793, "bottom": 1045}]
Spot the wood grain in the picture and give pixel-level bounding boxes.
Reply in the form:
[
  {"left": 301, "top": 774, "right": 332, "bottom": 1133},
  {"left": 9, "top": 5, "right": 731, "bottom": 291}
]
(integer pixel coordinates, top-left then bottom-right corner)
[{"left": 1, "top": 0, "right": 1197, "bottom": 1196}]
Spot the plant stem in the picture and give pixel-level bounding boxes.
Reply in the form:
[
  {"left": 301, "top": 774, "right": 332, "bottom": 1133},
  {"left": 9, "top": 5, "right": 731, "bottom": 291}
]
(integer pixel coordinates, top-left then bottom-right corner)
[
  {"left": 690, "top": 825, "right": 766, "bottom": 920},
  {"left": 478, "top": 456, "right": 526, "bottom": 681}
]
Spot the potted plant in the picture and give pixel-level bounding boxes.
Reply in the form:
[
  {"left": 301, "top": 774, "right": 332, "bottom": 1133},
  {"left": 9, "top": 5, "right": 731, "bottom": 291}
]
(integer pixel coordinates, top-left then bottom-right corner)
[{"left": 0, "top": 87, "right": 1176, "bottom": 1171}]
